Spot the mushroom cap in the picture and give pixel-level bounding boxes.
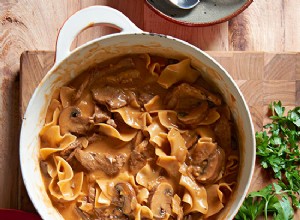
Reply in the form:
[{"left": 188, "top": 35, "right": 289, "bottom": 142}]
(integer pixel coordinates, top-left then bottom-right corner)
[
  {"left": 149, "top": 182, "right": 174, "bottom": 219},
  {"left": 58, "top": 106, "right": 90, "bottom": 135},
  {"left": 113, "top": 182, "right": 137, "bottom": 215},
  {"left": 189, "top": 139, "right": 225, "bottom": 184}
]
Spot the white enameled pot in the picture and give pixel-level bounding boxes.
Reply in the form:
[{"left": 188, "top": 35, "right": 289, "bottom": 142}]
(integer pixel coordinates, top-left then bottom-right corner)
[{"left": 20, "top": 6, "right": 255, "bottom": 220}]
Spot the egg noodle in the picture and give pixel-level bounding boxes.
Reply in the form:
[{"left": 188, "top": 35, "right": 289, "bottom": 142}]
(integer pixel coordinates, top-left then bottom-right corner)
[{"left": 39, "top": 54, "right": 239, "bottom": 219}]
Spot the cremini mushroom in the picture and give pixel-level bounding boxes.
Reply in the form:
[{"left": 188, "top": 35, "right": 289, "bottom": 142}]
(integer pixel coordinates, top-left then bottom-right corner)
[
  {"left": 189, "top": 138, "right": 225, "bottom": 184},
  {"left": 149, "top": 182, "right": 174, "bottom": 219},
  {"left": 112, "top": 182, "right": 137, "bottom": 215},
  {"left": 58, "top": 106, "right": 90, "bottom": 135}
]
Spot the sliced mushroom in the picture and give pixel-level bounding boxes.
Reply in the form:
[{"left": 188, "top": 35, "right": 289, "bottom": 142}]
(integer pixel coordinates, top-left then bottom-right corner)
[
  {"left": 149, "top": 182, "right": 174, "bottom": 219},
  {"left": 91, "top": 105, "right": 111, "bottom": 123},
  {"left": 59, "top": 106, "right": 90, "bottom": 135},
  {"left": 112, "top": 182, "right": 137, "bottom": 215},
  {"left": 189, "top": 139, "right": 225, "bottom": 184}
]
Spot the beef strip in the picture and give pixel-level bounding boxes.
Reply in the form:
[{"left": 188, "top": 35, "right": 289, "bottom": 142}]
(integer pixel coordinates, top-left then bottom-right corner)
[
  {"left": 60, "top": 139, "right": 83, "bottom": 161},
  {"left": 165, "top": 83, "right": 222, "bottom": 110},
  {"left": 74, "top": 149, "right": 127, "bottom": 176},
  {"left": 74, "top": 74, "right": 91, "bottom": 101},
  {"left": 91, "top": 86, "right": 128, "bottom": 109},
  {"left": 105, "top": 69, "right": 140, "bottom": 84},
  {"left": 137, "top": 92, "right": 154, "bottom": 106},
  {"left": 181, "top": 130, "right": 199, "bottom": 149},
  {"left": 106, "top": 119, "right": 117, "bottom": 128},
  {"left": 128, "top": 140, "right": 155, "bottom": 175},
  {"left": 90, "top": 58, "right": 135, "bottom": 83},
  {"left": 214, "top": 113, "right": 232, "bottom": 155},
  {"left": 92, "top": 105, "right": 111, "bottom": 123},
  {"left": 129, "top": 150, "right": 147, "bottom": 175},
  {"left": 88, "top": 133, "right": 104, "bottom": 144},
  {"left": 94, "top": 208, "right": 129, "bottom": 220},
  {"left": 88, "top": 184, "right": 96, "bottom": 203}
]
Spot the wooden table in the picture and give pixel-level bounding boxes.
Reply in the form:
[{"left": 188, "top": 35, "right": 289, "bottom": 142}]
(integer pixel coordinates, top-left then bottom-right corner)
[{"left": 1, "top": 0, "right": 300, "bottom": 214}]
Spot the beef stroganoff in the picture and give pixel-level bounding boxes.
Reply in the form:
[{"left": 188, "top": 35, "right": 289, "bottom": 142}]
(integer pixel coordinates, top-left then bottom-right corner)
[{"left": 39, "top": 54, "right": 239, "bottom": 219}]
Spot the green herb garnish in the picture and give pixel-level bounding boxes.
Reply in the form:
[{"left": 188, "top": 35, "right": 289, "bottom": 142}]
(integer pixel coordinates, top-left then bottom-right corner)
[
  {"left": 235, "top": 183, "right": 294, "bottom": 220},
  {"left": 236, "top": 101, "right": 300, "bottom": 219}
]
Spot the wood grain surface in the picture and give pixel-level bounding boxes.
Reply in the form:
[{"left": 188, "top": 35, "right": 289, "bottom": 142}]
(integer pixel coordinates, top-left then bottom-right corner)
[
  {"left": 19, "top": 51, "right": 300, "bottom": 218},
  {"left": 1, "top": 0, "right": 300, "bottom": 213}
]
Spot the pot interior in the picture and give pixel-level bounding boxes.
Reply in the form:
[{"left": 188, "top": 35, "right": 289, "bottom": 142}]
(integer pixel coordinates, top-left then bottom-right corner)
[{"left": 20, "top": 33, "right": 255, "bottom": 220}]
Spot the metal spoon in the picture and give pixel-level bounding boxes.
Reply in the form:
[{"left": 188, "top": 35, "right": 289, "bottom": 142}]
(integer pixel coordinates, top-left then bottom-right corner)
[{"left": 168, "top": 0, "right": 200, "bottom": 9}]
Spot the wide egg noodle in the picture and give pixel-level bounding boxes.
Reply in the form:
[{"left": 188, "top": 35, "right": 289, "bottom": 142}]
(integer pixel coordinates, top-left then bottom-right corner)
[
  {"left": 112, "top": 106, "right": 152, "bottom": 129},
  {"left": 155, "top": 148, "right": 180, "bottom": 178},
  {"left": 134, "top": 204, "right": 154, "bottom": 220},
  {"left": 225, "top": 154, "right": 239, "bottom": 174},
  {"left": 182, "top": 190, "right": 193, "bottom": 214},
  {"left": 142, "top": 53, "right": 160, "bottom": 78},
  {"left": 179, "top": 174, "right": 208, "bottom": 215},
  {"left": 94, "top": 181, "right": 113, "bottom": 207},
  {"left": 144, "top": 116, "right": 168, "bottom": 148},
  {"left": 196, "top": 126, "right": 216, "bottom": 140},
  {"left": 40, "top": 108, "right": 77, "bottom": 160},
  {"left": 222, "top": 154, "right": 239, "bottom": 184},
  {"left": 172, "top": 194, "right": 183, "bottom": 219},
  {"left": 78, "top": 200, "right": 93, "bottom": 213},
  {"left": 46, "top": 155, "right": 58, "bottom": 178},
  {"left": 40, "top": 126, "right": 76, "bottom": 160},
  {"left": 198, "top": 108, "right": 221, "bottom": 125},
  {"left": 157, "top": 59, "right": 199, "bottom": 89},
  {"left": 75, "top": 90, "right": 95, "bottom": 119},
  {"left": 136, "top": 187, "right": 149, "bottom": 204},
  {"left": 76, "top": 187, "right": 94, "bottom": 213},
  {"left": 144, "top": 95, "right": 164, "bottom": 112},
  {"left": 157, "top": 110, "right": 186, "bottom": 133},
  {"left": 48, "top": 156, "right": 83, "bottom": 201},
  {"left": 45, "top": 99, "right": 62, "bottom": 124},
  {"left": 136, "top": 163, "right": 161, "bottom": 190},
  {"left": 204, "top": 184, "right": 225, "bottom": 218},
  {"left": 97, "top": 123, "right": 137, "bottom": 142},
  {"left": 167, "top": 128, "right": 188, "bottom": 163}
]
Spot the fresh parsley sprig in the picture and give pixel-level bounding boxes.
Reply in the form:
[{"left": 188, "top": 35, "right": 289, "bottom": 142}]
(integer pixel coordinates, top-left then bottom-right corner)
[
  {"left": 235, "top": 183, "right": 294, "bottom": 220},
  {"left": 236, "top": 101, "right": 300, "bottom": 219}
]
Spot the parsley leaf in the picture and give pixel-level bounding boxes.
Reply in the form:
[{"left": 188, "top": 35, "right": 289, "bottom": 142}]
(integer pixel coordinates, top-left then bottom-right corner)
[
  {"left": 236, "top": 101, "right": 300, "bottom": 219},
  {"left": 235, "top": 183, "right": 294, "bottom": 220}
]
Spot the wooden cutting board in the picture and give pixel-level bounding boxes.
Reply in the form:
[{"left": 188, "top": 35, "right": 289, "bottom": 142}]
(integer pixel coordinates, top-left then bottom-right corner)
[{"left": 19, "top": 51, "right": 300, "bottom": 217}]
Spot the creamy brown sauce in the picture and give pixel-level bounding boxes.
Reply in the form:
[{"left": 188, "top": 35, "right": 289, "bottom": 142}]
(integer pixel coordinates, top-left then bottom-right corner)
[{"left": 39, "top": 54, "right": 239, "bottom": 220}]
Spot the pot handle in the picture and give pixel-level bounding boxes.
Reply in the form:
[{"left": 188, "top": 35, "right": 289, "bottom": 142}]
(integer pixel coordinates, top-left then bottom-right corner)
[{"left": 55, "top": 6, "right": 143, "bottom": 64}]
